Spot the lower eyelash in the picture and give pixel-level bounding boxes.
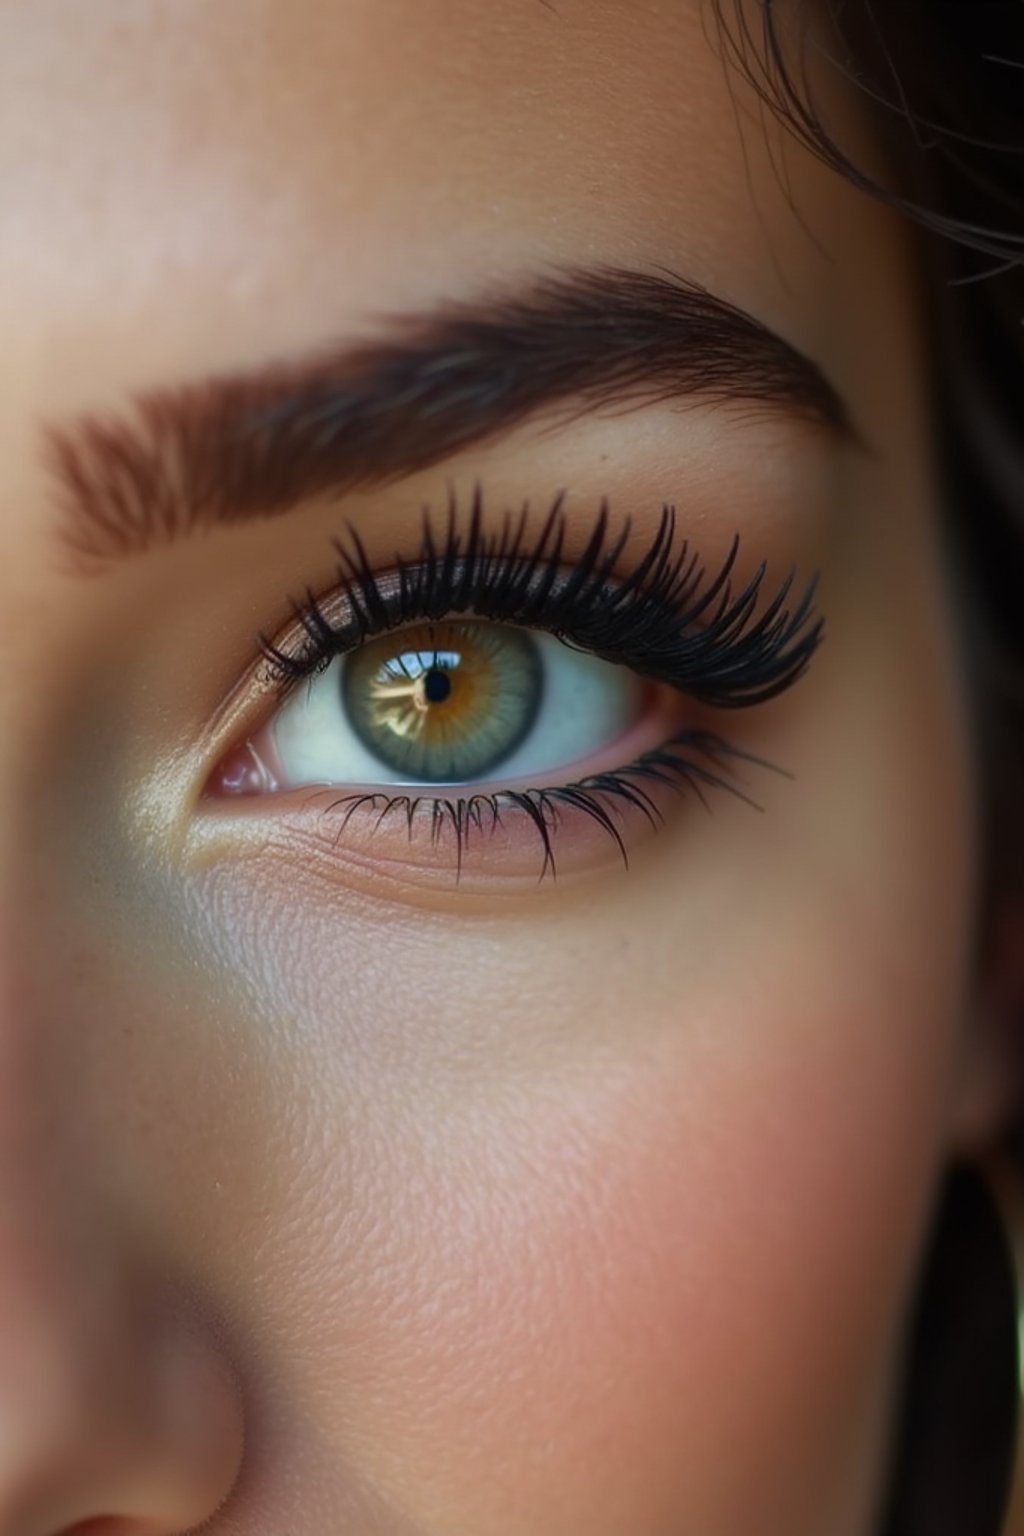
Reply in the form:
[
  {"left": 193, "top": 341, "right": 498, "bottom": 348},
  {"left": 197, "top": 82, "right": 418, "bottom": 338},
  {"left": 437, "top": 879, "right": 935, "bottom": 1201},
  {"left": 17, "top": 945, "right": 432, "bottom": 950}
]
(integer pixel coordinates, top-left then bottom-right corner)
[{"left": 311, "top": 730, "right": 782, "bottom": 881}]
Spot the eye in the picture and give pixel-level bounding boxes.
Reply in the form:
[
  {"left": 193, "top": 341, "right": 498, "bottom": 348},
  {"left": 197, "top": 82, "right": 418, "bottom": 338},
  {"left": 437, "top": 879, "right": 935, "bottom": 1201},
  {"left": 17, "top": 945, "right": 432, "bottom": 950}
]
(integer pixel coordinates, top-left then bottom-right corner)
[
  {"left": 237, "top": 619, "right": 649, "bottom": 793},
  {"left": 203, "top": 500, "right": 823, "bottom": 881}
]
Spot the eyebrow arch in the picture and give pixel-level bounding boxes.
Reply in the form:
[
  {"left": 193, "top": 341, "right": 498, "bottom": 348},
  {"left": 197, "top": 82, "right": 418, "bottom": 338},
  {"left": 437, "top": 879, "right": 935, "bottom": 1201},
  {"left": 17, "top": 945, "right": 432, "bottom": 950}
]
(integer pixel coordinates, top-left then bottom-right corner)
[{"left": 45, "top": 265, "right": 855, "bottom": 567}]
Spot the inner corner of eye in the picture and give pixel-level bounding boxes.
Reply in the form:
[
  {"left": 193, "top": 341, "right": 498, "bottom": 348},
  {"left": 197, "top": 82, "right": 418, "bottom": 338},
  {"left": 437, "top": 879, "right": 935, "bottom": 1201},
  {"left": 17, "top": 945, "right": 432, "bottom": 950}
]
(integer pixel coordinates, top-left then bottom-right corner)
[{"left": 207, "top": 733, "right": 283, "bottom": 798}]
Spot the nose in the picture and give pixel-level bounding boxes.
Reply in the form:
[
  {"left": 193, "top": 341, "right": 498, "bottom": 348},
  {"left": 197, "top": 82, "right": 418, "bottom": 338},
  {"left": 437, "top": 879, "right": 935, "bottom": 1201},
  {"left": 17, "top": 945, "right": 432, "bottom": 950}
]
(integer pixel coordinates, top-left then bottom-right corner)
[
  {"left": 0, "top": 1256, "right": 245, "bottom": 1536},
  {"left": 0, "top": 1051, "right": 245, "bottom": 1536}
]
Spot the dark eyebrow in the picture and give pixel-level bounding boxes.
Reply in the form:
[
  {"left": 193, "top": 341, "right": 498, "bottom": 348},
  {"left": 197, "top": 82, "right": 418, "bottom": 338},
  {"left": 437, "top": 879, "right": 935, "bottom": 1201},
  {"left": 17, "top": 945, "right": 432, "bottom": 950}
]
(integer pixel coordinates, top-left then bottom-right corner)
[{"left": 45, "top": 266, "right": 855, "bottom": 566}]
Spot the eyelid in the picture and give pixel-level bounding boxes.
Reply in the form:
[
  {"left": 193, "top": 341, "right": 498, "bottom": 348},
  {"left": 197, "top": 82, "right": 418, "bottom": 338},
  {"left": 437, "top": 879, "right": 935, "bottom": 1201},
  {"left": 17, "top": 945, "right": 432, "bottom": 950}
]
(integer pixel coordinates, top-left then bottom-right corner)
[
  {"left": 257, "top": 491, "right": 824, "bottom": 710},
  {"left": 198, "top": 494, "right": 821, "bottom": 887}
]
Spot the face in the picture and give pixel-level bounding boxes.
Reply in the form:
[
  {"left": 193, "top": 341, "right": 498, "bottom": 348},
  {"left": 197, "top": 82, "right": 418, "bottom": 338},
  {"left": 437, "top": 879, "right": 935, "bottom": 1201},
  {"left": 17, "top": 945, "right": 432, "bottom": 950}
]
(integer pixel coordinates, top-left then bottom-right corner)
[{"left": 0, "top": 3, "right": 1008, "bottom": 1533}]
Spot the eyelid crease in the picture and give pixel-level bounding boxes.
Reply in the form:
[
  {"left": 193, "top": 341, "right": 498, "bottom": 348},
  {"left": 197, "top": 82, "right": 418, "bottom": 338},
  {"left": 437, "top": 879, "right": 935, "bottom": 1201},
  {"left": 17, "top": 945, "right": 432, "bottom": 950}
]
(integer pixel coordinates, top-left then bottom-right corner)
[{"left": 258, "top": 488, "right": 824, "bottom": 711}]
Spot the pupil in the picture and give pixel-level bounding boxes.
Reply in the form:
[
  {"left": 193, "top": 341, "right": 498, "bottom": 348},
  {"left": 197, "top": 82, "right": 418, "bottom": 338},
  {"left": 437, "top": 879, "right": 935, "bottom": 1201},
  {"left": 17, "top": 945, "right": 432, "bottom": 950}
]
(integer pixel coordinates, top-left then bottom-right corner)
[{"left": 423, "top": 667, "right": 452, "bottom": 704}]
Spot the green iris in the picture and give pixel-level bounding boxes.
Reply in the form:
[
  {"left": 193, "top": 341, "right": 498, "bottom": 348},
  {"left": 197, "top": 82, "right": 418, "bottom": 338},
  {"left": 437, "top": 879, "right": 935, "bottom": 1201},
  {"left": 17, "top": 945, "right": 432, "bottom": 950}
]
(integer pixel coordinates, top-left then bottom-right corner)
[{"left": 342, "top": 621, "right": 543, "bottom": 782}]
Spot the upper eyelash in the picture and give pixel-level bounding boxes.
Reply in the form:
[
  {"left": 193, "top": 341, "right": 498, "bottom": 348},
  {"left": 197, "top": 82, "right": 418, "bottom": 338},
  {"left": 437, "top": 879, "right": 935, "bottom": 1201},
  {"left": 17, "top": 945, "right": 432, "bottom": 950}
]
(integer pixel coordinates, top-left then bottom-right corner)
[{"left": 258, "top": 488, "right": 824, "bottom": 708}]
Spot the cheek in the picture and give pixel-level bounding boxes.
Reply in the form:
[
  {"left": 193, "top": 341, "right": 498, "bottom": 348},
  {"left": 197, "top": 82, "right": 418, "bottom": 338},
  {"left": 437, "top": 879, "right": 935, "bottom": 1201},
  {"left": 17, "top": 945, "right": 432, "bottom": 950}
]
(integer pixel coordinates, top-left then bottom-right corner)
[
  {"left": 323, "top": 938, "right": 946, "bottom": 1534},
  {"left": 138, "top": 838, "right": 963, "bottom": 1536}
]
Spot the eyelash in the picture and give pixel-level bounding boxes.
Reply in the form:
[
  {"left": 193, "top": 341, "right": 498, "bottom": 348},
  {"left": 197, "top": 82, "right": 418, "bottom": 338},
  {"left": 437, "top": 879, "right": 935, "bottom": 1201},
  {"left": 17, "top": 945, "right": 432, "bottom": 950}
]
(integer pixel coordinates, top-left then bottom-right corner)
[{"left": 254, "top": 491, "right": 823, "bottom": 876}]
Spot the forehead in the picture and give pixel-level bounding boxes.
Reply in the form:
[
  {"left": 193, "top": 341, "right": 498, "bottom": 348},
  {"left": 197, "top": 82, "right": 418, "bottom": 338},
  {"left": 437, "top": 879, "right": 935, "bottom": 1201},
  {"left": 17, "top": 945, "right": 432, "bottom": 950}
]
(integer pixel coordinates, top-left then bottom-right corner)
[{"left": 0, "top": 0, "right": 876, "bottom": 393}]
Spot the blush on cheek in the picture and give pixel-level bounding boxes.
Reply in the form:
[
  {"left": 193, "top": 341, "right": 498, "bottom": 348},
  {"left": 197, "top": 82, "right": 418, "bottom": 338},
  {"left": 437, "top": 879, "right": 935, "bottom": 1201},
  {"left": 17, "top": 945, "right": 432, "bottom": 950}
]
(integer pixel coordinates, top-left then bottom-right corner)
[
  {"left": 320, "top": 936, "right": 946, "bottom": 1536},
  {"left": 167, "top": 830, "right": 964, "bottom": 1536}
]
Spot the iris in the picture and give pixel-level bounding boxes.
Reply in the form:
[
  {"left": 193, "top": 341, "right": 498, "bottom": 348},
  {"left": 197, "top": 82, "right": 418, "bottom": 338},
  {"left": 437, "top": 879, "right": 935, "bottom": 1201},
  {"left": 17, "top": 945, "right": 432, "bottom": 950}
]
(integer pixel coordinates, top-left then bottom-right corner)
[{"left": 342, "top": 621, "right": 544, "bottom": 782}]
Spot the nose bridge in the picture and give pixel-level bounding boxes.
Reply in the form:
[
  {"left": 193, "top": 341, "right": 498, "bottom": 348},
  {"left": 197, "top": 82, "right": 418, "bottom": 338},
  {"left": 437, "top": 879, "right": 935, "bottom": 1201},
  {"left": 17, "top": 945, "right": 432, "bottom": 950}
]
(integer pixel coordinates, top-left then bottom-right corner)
[
  {"left": 0, "top": 882, "right": 104, "bottom": 1279},
  {"left": 0, "top": 900, "right": 245, "bottom": 1535},
  {"left": 0, "top": 1208, "right": 144, "bottom": 1532},
  {"left": 0, "top": 915, "right": 83, "bottom": 1269},
  {"left": 0, "top": 1036, "right": 130, "bottom": 1431}
]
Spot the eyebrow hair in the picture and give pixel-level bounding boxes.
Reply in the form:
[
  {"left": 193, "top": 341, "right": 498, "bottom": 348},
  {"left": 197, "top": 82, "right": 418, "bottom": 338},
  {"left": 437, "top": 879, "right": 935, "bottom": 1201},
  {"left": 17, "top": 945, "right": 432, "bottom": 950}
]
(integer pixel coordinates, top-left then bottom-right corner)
[{"left": 45, "top": 266, "right": 854, "bottom": 566}]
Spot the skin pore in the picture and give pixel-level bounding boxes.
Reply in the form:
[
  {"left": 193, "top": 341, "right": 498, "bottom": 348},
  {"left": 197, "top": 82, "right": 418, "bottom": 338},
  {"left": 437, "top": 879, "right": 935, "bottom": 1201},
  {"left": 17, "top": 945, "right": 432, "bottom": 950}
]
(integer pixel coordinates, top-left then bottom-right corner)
[{"left": 0, "top": 2, "right": 1015, "bottom": 1534}]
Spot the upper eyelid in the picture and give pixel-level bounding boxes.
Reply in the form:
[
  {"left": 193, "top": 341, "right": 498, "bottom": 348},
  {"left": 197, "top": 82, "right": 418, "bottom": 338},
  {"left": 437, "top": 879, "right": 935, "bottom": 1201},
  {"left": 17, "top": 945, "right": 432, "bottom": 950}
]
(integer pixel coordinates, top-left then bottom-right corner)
[
  {"left": 258, "top": 494, "right": 683, "bottom": 682},
  {"left": 255, "top": 494, "right": 824, "bottom": 711}
]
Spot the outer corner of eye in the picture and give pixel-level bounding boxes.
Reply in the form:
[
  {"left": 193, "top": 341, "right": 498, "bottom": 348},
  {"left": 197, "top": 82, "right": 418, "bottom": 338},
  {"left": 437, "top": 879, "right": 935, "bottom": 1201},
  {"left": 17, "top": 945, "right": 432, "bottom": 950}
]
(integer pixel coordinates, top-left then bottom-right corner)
[{"left": 205, "top": 731, "right": 282, "bottom": 800}]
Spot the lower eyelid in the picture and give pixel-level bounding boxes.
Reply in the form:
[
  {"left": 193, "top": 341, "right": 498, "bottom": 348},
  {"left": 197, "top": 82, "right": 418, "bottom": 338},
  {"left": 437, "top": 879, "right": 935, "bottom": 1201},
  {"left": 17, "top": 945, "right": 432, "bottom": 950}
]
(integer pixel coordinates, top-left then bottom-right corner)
[
  {"left": 200, "top": 765, "right": 666, "bottom": 890},
  {"left": 199, "top": 725, "right": 766, "bottom": 892}
]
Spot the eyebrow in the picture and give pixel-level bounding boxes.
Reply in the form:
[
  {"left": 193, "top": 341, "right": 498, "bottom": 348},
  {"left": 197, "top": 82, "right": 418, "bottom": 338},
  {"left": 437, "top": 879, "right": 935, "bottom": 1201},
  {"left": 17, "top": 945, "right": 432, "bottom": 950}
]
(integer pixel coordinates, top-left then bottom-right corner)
[{"left": 45, "top": 266, "right": 854, "bottom": 566}]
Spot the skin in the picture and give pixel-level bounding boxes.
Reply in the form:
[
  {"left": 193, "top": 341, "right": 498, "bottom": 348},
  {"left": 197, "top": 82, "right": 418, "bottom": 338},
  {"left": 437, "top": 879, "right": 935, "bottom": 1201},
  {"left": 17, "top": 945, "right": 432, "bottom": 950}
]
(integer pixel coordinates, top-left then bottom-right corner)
[{"left": 0, "top": 2, "right": 1020, "bottom": 1533}]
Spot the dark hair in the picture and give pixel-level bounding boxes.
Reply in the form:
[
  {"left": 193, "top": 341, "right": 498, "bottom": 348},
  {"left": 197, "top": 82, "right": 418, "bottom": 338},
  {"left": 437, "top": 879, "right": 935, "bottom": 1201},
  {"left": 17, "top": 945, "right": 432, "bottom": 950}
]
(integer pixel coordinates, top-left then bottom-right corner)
[
  {"left": 706, "top": 7, "right": 1024, "bottom": 1530},
  {"left": 708, "top": 1, "right": 1024, "bottom": 904}
]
